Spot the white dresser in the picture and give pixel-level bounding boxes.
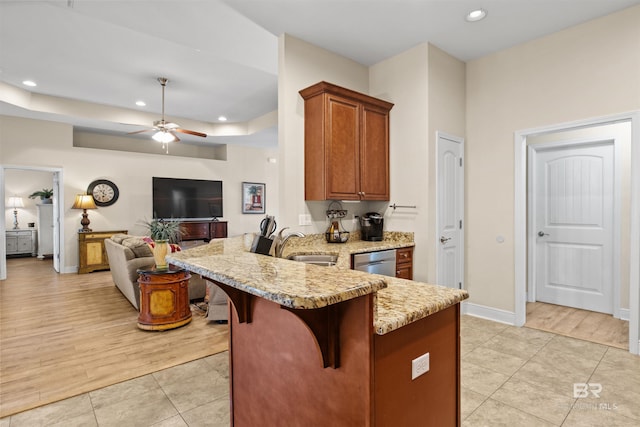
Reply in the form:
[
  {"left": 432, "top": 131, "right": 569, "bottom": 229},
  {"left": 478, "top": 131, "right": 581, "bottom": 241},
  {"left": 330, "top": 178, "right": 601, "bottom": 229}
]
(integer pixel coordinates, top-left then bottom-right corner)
[
  {"left": 6, "top": 229, "right": 37, "bottom": 256},
  {"left": 37, "top": 203, "right": 54, "bottom": 259}
]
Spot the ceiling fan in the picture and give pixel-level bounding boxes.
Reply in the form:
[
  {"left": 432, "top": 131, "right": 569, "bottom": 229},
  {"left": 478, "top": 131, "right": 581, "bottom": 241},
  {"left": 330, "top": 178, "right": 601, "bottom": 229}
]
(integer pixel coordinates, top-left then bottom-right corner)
[{"left": 128, "top": 77, "right": 207, "bottom": 143}]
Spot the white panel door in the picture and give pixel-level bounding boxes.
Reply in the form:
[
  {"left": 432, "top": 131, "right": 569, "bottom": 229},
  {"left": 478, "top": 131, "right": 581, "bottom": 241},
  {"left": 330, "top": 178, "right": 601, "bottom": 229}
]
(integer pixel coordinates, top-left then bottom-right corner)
[
  {"left": 436, "top": 133, "right": 464, "bottom": 289},
  {"left": 535, "top": 142, "right": 614, "bottom": 313}
]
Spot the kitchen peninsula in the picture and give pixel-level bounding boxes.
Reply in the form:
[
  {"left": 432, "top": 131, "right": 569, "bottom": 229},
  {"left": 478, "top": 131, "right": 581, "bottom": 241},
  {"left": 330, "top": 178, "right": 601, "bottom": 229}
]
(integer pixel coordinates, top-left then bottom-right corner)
[{"left": 168, "top": 234, "right": 468, "bottom": 426}]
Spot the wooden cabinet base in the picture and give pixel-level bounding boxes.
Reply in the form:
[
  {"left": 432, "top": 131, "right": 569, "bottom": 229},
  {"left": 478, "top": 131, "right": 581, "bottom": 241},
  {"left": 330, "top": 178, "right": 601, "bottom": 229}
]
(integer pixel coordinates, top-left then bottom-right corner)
[
  {"left": 225, "top": 291, "right": 460, "bottom": 426},
  {"left": 137, "top": 316, "right": 192, "bottom": 331},
  {"left": 137, "top": 266, "right": 192, "bottom": 331}
]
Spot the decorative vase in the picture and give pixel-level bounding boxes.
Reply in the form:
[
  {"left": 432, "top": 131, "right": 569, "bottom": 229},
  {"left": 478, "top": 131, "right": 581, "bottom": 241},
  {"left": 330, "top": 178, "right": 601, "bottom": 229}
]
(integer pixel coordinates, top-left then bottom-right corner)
[{"left": 153, "top": 240, "right": 169, "bottom": 270}]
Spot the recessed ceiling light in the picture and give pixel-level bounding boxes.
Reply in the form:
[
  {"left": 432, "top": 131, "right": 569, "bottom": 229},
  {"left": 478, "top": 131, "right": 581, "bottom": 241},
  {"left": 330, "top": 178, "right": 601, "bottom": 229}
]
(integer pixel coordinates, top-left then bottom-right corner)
[
  {"left": 218, "top": 116, "right": 227, "bottom": 122},
  {"left": 466, "top": 9, "right": 487, "bottom": 22},
  {"left": 135, "top": 100, "right": 146, "bottom": 107},
  {"left": 22, "top": 80, "right": 37, "bottom": 87}
]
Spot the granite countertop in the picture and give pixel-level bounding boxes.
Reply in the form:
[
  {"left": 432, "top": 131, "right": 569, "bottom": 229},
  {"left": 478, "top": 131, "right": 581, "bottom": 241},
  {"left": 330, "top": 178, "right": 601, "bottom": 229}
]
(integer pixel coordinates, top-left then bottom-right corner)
[
  {"left": 167, "top": 234, "right": 387, "bottom": 309},
  {"left": 168, "top": 232, "right": 468, "bottom": 335},
  {"left": 281, "top": 230, "right": 415, "bottom": 269}
]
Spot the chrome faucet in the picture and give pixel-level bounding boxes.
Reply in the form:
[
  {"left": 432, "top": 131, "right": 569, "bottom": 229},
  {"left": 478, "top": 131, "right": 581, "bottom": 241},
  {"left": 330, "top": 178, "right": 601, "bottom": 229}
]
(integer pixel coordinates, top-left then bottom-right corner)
[{"left": 274, "top": 227, "right": 305, "bottom": 258}]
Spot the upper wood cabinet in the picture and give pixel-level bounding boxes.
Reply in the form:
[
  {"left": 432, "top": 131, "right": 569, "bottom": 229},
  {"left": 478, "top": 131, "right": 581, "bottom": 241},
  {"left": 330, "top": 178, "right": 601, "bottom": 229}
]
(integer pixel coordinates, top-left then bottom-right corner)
[{"left": 299, "top": 81, "right": 394, "bottom": 201}]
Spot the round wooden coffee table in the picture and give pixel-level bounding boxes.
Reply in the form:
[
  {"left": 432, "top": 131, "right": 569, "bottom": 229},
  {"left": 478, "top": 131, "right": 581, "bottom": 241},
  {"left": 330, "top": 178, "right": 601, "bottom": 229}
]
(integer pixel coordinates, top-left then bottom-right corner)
[{"left": 137, "top": 265, "right": 192, "bottom": 331}]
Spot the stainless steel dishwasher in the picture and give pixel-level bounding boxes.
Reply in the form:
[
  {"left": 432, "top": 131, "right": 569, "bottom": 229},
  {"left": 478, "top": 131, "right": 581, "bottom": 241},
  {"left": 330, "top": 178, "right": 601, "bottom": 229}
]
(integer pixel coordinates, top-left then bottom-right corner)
[{"left": 353, "top": 249, "right": 396, "bottom": 277}]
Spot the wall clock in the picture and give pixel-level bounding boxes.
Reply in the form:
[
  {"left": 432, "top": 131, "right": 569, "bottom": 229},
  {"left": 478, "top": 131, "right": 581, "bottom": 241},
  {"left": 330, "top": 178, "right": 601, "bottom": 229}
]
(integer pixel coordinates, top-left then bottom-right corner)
[{"left": 87, "top": 179, "right": 119, "bottom": 207}]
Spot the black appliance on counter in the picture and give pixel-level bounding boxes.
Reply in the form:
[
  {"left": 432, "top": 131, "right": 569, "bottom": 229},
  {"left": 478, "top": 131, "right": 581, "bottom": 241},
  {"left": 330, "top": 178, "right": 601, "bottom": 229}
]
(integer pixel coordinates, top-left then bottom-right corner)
[{"left": 359, "top": 212, "right": 384, "bottom": 241}]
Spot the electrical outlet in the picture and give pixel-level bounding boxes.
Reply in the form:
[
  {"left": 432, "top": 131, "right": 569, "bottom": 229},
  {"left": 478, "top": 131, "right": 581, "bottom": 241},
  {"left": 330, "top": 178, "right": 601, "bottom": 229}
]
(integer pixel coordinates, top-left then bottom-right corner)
[
  {"left": 411, "top": 352, "right": 430, "bottom": 380},
  {"left": 298, "top": 214, "right": 312, "bottom": 226}
]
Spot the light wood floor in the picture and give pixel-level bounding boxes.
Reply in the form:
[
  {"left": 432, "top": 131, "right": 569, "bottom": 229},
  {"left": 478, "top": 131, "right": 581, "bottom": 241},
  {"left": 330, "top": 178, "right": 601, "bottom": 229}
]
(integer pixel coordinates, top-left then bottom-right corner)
[
  {"left": 525, "top": 301, "right": 629, "bottom": 350},
  {"left": 0, "top": 257, "right": 229, "bottom": 418}
]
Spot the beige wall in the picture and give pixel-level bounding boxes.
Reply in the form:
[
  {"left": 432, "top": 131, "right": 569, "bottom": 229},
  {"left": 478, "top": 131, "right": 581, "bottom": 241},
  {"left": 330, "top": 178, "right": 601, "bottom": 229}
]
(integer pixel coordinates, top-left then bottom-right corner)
[
  {"left": 427, "top": 44, "right": 466, "bottom": 282},
  {"left": 369, "top": 43, "right": 430, "bottom": 279},
  {"left": 279, "top": 37, "right": 465, "bottom": 282},
  {"left": 1, "top": 115, "right": 278, "bottom": 272},
  {"left": 369, "top": 43, "right": 465, "bottom": 282},
  {"left": 278, "top": 34, "right": 370, "bottom": 232},
  {"left": 4, "top": 169, "right": 52, "bottom": 230},
  {"left": 466, "top": 5, "right": 640, "bottom": 312}
]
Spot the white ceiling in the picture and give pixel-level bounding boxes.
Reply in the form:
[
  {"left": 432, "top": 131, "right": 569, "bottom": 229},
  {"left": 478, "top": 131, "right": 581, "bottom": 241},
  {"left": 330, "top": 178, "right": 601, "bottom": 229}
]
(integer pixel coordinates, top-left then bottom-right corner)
[{"left": 1, "top": 0, "right": 638, "bottom": 148}]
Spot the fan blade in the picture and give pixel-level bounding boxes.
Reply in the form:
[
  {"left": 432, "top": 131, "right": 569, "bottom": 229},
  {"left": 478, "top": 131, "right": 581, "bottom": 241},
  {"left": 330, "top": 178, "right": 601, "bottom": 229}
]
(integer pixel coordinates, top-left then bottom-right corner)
[
  {"left": 175, "top": 128, "right": 207, "bottom": 138},
  {"left": 127, "top": 129, "right": 152, "bottom": 135},
  {"left": 169, "top": 131, "right": 181, "bottom": 142}
]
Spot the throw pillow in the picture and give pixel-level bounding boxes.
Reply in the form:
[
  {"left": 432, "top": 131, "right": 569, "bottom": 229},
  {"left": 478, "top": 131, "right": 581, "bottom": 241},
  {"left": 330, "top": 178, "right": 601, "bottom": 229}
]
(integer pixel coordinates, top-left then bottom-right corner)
[{"left": 121, "top": 237, "right": 153, "bottom": 258}]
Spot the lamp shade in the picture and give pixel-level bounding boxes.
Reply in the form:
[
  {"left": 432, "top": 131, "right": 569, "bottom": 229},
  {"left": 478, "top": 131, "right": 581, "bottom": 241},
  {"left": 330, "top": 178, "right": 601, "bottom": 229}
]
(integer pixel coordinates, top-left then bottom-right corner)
[
  {"left": 71, "top": 194, "right": 97, "bottom": 210},
  {"left": 7, "top": 197, "right": 24, "bottom": 209}
]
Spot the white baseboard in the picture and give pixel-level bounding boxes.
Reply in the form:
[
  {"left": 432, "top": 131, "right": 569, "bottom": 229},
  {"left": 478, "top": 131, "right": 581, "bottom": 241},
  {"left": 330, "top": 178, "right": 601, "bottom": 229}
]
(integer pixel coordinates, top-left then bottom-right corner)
[
  {"left": 462, "top": 301, "right": 516, "bottom": 325},
  {"left": 618, "top": 308, "right": 630, "bottom": 321}
]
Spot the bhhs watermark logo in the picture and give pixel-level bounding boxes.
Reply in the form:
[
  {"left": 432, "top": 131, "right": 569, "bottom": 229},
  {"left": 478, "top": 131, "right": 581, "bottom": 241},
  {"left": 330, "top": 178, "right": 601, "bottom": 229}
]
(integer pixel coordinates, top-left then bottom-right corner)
[{"left": 571, "top": 383, "right": 618, "bottom": 411}]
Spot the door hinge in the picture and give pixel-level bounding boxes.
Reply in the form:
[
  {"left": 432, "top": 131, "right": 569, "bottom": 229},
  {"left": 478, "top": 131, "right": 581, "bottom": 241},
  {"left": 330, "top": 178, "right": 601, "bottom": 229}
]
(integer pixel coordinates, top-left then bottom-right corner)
[
  {"left": 459, "top": 158, "right": 463, "bottom": 167},
  {"left": 459, "top": 220, "right": 462, "bottom": 229},
  {"left": 458, "top": 282, "right": 462, "bottom": 289}
]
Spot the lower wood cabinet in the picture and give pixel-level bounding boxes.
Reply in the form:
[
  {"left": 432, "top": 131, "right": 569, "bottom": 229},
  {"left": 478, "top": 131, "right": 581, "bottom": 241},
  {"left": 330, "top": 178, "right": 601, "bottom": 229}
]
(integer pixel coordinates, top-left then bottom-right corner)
[
  {"left": 395, "top": 246, "right": 414, "bottom": 280},
  {"left": 78, "top": 230, "right": 127, "bottom": 274},
  {"left": 180, "top": 221, "right": 228, "bottom": 241}
]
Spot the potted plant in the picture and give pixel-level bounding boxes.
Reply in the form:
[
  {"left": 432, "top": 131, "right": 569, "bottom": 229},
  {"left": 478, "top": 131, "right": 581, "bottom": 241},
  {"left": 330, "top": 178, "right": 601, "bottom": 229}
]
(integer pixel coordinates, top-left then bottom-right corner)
[
  {"left": 139, "top": 218, "right": 182, "bottom": 269},
  {"left": 28, "top": 188, "right": 54, "bottom": 204}
]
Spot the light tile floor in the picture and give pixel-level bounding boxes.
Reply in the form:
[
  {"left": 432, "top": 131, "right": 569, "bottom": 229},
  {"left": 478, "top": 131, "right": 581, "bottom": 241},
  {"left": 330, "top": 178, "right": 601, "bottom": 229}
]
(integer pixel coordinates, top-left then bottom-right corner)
[{"left": 2, "top": 316, "right": 638, "bottom": 426}]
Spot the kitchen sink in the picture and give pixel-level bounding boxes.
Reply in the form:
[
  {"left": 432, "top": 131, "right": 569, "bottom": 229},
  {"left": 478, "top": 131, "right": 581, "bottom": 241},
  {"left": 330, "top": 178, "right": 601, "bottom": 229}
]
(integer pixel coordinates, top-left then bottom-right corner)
[{"left": 287, "top": 254, "right": 338, "bottom": 267}]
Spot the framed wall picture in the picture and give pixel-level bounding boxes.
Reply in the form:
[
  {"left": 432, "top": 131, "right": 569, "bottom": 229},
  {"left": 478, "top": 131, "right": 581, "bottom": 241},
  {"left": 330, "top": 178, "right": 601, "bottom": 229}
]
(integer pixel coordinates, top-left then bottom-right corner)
[{"left": 242, "top": 182, "right": 265, "bottom": 214}]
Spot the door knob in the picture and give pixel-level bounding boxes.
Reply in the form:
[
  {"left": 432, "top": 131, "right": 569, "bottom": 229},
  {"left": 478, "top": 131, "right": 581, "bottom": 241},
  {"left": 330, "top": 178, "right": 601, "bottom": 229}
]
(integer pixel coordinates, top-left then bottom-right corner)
[
  {"left": 440, "top": 236, "right": 451, "bottom": 244},
  {"left": 537, "top": 231, "right": 549, "bottom": 237}
]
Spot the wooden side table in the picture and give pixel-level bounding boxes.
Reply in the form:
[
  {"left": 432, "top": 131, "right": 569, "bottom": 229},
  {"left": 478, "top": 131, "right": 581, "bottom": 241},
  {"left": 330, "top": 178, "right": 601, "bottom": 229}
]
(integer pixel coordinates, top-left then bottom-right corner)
[
  {"left": 78, "top": 230, "right": 128, "bottom": 273},
  {"left": 137, "top": 265, "right": 192, "bottom": 331}
]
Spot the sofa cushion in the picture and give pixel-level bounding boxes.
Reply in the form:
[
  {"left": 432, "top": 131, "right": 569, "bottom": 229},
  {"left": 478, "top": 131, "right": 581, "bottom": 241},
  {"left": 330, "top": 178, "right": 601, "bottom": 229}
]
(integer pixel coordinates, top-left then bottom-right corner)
[
  {"left": 120, "top": 237, "right": 154, "bottom": 258},
  {"left": 110, "top": 233, "right": 131, "bottom": 244}
]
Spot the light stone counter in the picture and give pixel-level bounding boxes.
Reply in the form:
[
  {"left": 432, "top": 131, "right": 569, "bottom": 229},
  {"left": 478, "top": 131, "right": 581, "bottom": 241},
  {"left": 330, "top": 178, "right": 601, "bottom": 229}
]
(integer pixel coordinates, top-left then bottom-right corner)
[
  {"left": 168, "top": 233, "right": 468, "bottom": 335},
  {"left": 280, "top": 230, "right": 416, "bottom": 269},
  {"left": 167, "top": 234, "right": 386, "bottom": 310}
]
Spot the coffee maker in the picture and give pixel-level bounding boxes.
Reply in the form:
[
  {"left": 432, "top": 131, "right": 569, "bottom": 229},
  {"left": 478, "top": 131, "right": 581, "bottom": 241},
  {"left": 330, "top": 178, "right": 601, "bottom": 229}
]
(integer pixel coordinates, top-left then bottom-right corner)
[{"left": 359, "top": 212, "right": 384, "bottom": 241}]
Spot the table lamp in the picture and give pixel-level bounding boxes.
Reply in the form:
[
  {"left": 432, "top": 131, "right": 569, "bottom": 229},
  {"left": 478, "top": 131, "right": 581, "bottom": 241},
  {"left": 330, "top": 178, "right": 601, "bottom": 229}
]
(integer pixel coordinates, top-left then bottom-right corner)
[
  {"left": 7, "top": 196, "right": 24, "bottom": 229},
  {"left": 71, "top": 194, "right": 97, "bottom": 232}
]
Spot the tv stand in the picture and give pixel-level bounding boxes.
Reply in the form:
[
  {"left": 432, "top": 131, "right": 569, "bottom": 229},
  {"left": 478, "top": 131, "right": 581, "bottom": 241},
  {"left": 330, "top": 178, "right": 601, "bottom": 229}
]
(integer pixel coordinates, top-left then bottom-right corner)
[{"left": 180, "top": 220, "right": 228, "bottom": 242}]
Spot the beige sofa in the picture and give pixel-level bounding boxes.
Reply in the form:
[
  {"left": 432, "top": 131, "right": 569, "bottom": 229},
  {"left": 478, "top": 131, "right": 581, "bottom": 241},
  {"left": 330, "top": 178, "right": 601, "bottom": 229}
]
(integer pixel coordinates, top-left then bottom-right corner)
[{"left": 104, "top": 234, "right": 228, "bottom": 321}]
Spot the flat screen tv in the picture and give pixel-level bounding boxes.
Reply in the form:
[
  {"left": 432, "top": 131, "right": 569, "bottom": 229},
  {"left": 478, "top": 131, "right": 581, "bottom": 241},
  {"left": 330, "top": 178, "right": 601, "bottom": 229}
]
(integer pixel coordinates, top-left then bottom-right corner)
[{"left": 153, "top": 177, "right": 223, "bottom": 220}]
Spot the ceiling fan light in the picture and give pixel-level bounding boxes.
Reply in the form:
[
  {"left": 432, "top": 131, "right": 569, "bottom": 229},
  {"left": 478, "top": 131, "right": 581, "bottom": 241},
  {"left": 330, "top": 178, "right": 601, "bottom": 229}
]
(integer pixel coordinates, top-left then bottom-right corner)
[{"left": 152, "top": 130, "right": 177, "bottom": 143}]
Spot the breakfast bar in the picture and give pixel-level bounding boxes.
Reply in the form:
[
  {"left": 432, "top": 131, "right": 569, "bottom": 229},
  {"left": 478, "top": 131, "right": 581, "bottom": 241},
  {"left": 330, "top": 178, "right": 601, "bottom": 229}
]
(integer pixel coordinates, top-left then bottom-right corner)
[{"left": 168, "top": 234, "right": 468, "bottom": 426}]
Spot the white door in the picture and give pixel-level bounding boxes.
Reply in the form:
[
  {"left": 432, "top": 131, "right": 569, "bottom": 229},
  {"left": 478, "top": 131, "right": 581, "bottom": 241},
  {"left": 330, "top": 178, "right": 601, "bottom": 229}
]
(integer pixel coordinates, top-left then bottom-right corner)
[
  {"left": 52, "top": 171, "right": 61, "bottom": 272},
  {"left": 534, "top": 142, "right": 614, "bottom": 314},
  {"left": 436, "top": 132, "right": 464, "bottom": 289}
]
